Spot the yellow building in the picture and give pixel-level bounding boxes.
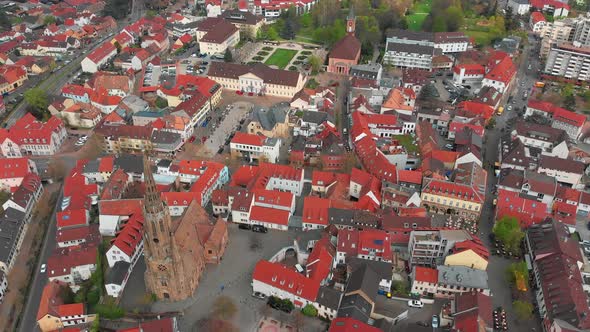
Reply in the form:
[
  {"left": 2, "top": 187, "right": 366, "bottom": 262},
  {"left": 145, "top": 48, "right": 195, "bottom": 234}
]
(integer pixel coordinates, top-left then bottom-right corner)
[
  {"left": 420, "top": 169, "right": 486, "bottom": 220},
  {"left": 247, "top": 104, "right": 291, "bottom": 139},
  {"left": 208, "top": 62, "right": 306, "bottom": 98},
  {"left": 220, "top": 10, "right": 265, "bottom": 40},
  {"left": 195, "top": 17, "right": 240, "bottom": 55},
  {"left": 444, "top": 249, "right": 488, "bottom": 271}
]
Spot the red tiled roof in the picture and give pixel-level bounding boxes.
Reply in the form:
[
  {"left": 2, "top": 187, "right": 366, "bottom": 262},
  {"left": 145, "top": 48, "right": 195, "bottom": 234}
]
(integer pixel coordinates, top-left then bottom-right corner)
[
  {"left": 422, "top": 178, "right": 484, "bottom": 204},
  {"left": 58, "top": 303, "right": 85, "bottom": 317},
  {"left": 430, "top": 149, "right": 459, "bottom": 164},
  {"left": 397, "top": 169, "right": 422, "bottom": 185},
  {"left": 457, "top": 101, "right": 495, "bottom": 120},
  {"left": 329, "top": 34, "right": 361, "bottom": 61},
  {"left": 453, "top": 63, "right": 485, "bottom": 75},
  {"left": 0, "top": 157, "right": 31, "bottom": 180},
  {"left": 99, "top": 199, "right": 143, "bottom": 216},
  {"left": 47, "top": 244, "right": 98, "bottom": 278},
  {"left": 231, "top": 132, "right": 266, "bottom": 146},
  {"left": 249, "top": 205, "right": 290, "bottom": 226},
  {"left": 484, "top": 55, "right": 516, "bottom": 85},
  {"left": 86, "top": 42, "right": 116, "bottom": 64},
  {"left": 252, "top": 260, "right": 320, "bottom": 302},
  {"left": 328, "top": 318, "right": 382, "bottom": 332},
  {"left": 56, "top": 224, "right": 100, "bottom": 245},
  {"left": 530, "top": 0, "right": 570, "bottom": 10},
  {"left": 554, "top": 107, "right": 586, "bottom": 128},
  {"left": 337, "top": 228, "right": 359, "bottom": 256},
  {"left": 306, "top": 237, "right": 334, "bottom": 282},
  {"left": 414, "top": 266, "right": 438, "bottom": 283},
  {"left": 531, "top": 11, "right": 546, "bottom": 24},
  {"left": 302, "top": 196, "right": 331, "bottom": 226},
  {"left": 56, "top": 209, "right": 88, "bottom": 229},
  {"left": 357, "top": 229, "right": 392, "bottom": 260},
  {"left": 7, "top": 113, "right": 64, "bottom": 146},
  {"left": 496, "top": 189, "right": 549, "bottom": 228},
  {"left": 37, "top": 280, "right": 66, "bottom": 320},
  {"left": 161, "top": 191, "right": 196, "bottom": 206},
  {"left": 253, "top": 189, "right": 294, "bottom": 208},
  {"left": 111, "top": 213, "right": 144, "bottom": 257},
  {"left": 449, "top": 121, "right": 485, "bottom": 136},
  {"left": 98, "top": 156, "right": 114, "bottom": 172}
]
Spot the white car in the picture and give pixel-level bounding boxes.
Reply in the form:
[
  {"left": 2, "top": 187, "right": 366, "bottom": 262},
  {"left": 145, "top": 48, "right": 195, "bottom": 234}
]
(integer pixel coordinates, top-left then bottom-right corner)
[
  {"left": 40, "top": 264, "right": 46, "bottom": 273},
  {"left": 407, "top": 300, "right": 424, "bottom": 308}
]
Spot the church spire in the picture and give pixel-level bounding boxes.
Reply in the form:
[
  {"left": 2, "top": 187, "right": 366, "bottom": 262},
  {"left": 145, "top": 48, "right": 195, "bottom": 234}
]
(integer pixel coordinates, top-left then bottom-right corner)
[
  {"left": 346, "top": 6, "right": 356, "bottom": 35},
  {"left": 143, "top": 153, "right": 164, "bottom": 214}
]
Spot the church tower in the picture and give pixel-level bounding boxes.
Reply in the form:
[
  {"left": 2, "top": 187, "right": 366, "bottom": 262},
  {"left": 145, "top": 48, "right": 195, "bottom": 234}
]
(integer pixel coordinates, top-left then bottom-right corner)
[
  {"left": 346, "top": 6, "right": 356, "bottom": 35},
  {"left": 142, "top": 154, "right": 196, "bottom": 301}
]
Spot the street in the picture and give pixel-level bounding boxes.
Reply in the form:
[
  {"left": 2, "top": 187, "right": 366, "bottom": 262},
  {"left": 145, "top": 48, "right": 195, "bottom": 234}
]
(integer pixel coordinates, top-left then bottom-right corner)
[
  {"left": 16, "top": 187, "right": 62, "bottom": 332},
  {"left": 478, "top": 32, "right": 542, "bottom": 332}
]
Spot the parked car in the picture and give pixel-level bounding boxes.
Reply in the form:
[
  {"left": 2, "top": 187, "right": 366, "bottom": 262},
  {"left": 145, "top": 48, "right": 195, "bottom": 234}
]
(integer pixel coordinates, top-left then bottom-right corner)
[
  {"left": 252, "top": 291, "right": 266, "bottom": 299},
  {"left": 444, "top": 143, "right": 454, "bottom": 150},
  {"left": 432, "top": 315, "right": 439, "bottom": 328},
  {"left": 40, "top": 264, "right": 46, "bottom": 273},
  {"left": 252, "top": 225, "right": 268, "bottom": 233},
  {"left": 407, "top": 300, "right": 424, "bottom": 308},
  {"left": 238, "top": 224, "right": 251, "bottom": 230},
  {"left": 189, "top": 136, "right": 196, "bottom": 143}
]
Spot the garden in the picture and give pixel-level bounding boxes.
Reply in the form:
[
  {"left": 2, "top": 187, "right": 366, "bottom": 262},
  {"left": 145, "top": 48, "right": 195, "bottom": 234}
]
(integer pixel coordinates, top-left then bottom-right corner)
[
  {"left": 406, "top": 0, "right": 432, "bottom": 31},
  {"left": 264, "top": 48, "right": 299, "bottom": 69}
]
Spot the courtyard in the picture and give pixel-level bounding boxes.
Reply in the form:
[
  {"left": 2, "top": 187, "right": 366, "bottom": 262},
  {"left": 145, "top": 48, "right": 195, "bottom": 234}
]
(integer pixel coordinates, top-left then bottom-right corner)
[
  {"left": 120, "top": 225, "right": 309, "bottom": 332},
  {"left": 242, "top": 42, "right": 326, "bottom": 72}
]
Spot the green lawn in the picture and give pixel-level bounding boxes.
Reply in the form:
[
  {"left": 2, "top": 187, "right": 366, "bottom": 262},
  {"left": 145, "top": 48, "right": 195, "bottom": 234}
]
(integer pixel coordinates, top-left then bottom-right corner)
[
  {"left": 264, "top": 48, "right": 298, "bottom": 69},
  {"left": 392, "top": 135, "right": 419, "bottom": 154},
  {"left": 407, "top": 0, "right": 432, "bottom": 31}
]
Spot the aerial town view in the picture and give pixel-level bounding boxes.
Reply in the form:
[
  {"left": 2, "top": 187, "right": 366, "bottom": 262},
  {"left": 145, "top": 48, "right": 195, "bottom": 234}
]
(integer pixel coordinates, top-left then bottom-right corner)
[{"left": 1, "top": 0, "right": 590, "bottom": 331}]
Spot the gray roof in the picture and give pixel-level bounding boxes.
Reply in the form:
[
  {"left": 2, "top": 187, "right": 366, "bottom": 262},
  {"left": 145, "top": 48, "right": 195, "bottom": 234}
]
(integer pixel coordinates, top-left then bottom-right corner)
[
  {"left": 388, "top": 30, "right": 434, "bottom": 42},
  {"left": 0, "top": 208, "right": 26, "bottom": 264},
  {"left": 437, "top": 265, "right": 489, "bottom": 290},
  {"left": 301, "top": 111, "right": 329, "bottom": 125},
  {"left": 157, "top": 159, "right": 172, "bottom": 168},
  {"left": 350, "top": 63, "right": 382, "bottom": 79},
  {"left": 348, "top": 258, "right": 393, "bottom": 281},
  {"left": 106, "top": 261, "right": 131, "bottom": 285},
  {"left": 328, "top": 208, "right": 355, "bottom": 226},
  {"left": 134, "top": 110, "right": 165, "bottom": 119},
  {"left": 386, "top": 42, "right": 435, "bottom": 55},
  {"left": 316, "top": 286, "right": 343, "bottom": 310},
  {"left": 252, "top": 104, "right": 288, "bottom": 131},
  {"left": 83, "top": 159, "right": 100, "bottom": 173},
  {"left": 151, "top": 130, "right": 182, "bottom": 145},
  {"left": 114, "top": 154, "right": 144, "bottom": 174},
  {"left": 345, "top": 264, "right": 380, "bottom": 302},
  {"left": 337, "top": 293, "right": 373, "bottom": 323},
  {"left": 373, "top": 296, "right": 409, "bottom": 321}
]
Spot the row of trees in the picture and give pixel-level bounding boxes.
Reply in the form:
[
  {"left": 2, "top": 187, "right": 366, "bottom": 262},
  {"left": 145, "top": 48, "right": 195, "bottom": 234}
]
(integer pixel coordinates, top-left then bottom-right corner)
[{"left": 421, "top": 0, "right": 465, "bottom": 32}]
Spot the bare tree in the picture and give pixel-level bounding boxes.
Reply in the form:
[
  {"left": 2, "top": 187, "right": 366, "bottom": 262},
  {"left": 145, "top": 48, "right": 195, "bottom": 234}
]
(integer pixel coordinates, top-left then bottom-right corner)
[
  {"left": 78, "top": 134, "right": 103, "bottom": 160},
  {"left": 47, "top": 158, "right": 67, "bottom": 182},
  {"left": 211, "top": 295, "right": 238, "bottom": 320}
]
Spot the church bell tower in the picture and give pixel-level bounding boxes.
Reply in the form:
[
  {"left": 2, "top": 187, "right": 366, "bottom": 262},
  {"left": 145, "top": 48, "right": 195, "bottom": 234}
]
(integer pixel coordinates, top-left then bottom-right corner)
[{"left": 346, "top": 6, "right": 356, "bottom": 35}]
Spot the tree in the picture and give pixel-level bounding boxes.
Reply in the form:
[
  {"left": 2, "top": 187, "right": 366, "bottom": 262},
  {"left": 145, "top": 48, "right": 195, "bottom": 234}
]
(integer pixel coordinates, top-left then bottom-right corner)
[
  {"left": 445, "top": 6, "right": 464, "bottom": 32},
  {"left": 90, "top": 313, "right": 100, "bottom": 332},
  {"left": 513, "top": 300, "right": 534, "bottom": 320},
  {"left": 102, "top": 0, "right": 131, "bottom": 20},
  {"left": 24, "top": 88, "right": 49, "bottom": 114},
  {"left": 47, "top": 157, "right": 67, "bottom": 182},
  {"left": 0, "top": 10, "right": 11, "bottom": 31},
  {"left": 432, "top": 15, "right": 448, "bottom": 32},
  {"left": 391, "top": 280, "right": 408, "bottom": 295},
  {"left": 43, "top": 15, "right": 56, "bottom": 25},
  {"left": 485, "top": 117, "right": 496, "bottom": 129},
  {"left": 301, "top": 303, "right": 318, "bottom": 317},
  {"left": 113, "top": 41, "right": 122, "bottom": 54},
  {"left": 224, "top": 49, "right": 233, "bottom": 62},
  {"left": 564, "top": 94, "right": 576, "bottom": 111},
  {"left": 59, "top": 285, "right": 75, "bottom": 304},
  {"left": 211, "top": 296, "right": 237, "bottom": 320},
  {"left": 419, "top": 83, "right": 439, "bottom": 101},
  {"left": 308, "top": 55, "right": 322, "bottom": 74},
  {"left": 561, "top": 83, "right": 575, "bottom": 97},
  {"left": 492, "top": 216, "right": 524, "bottom": 253}
]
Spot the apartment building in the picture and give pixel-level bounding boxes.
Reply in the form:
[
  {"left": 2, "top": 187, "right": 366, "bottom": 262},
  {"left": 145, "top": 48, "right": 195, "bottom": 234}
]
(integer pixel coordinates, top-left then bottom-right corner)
[{"left": 544, "top": 42, "right": 590, "bottom": 81}]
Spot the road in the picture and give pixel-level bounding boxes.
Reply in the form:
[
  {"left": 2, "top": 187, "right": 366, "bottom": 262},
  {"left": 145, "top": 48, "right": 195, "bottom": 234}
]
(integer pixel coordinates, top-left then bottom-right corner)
[
  {"left": 17, "top": 186, "right": 63, "bottom": 332},
  {"left": 478, "top": 32, "right": 542, "bottom": 332}
]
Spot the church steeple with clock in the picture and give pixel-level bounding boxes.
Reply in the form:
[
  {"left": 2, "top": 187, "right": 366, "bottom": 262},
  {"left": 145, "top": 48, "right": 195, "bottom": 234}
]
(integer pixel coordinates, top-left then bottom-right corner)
[{"left": 346, "top": 6, "right": 356, "bottom": 35}]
